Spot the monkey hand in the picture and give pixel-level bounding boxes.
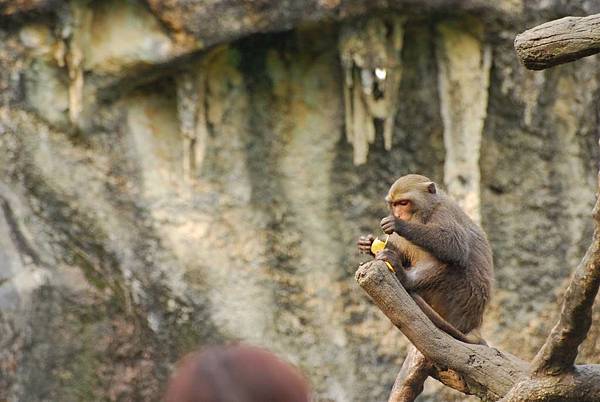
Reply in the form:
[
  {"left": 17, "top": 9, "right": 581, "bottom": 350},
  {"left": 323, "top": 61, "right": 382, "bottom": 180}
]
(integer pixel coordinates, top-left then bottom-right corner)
[
  {"left": 374, "top": 249, "right": 402, "bottom": 274},
  {"left": 380, "top": 215, "right": 400, "bottom": 235},
  {"left": 357, "top": 234, "right": 375, "bottom": 255}
]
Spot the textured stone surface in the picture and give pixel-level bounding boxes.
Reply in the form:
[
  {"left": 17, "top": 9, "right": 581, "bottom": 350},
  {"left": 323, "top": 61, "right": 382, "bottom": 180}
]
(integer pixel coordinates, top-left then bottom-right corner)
[
  {"left": 436, "top": 17, "right": 491, "bottom": 223},
  {"left": 0, "top": 0, "right": 57, "bottom": 16},
  {"left": 1, "top": 1, "right": 600, "bottom": 402}
]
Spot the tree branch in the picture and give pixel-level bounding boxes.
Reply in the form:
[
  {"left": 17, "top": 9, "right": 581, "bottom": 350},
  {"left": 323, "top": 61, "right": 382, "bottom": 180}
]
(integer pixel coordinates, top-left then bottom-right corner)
[
  {"left": 499, "top": 365, "right": 600, "bottom": 402},
  {"left": 514, "top": 14, "right": 600, "bottom": 70},
  {"left": 355, "top": 260, "right": 527, "bottom": 401},
  {"left": 531, "top": 174, "right": 600, "bottom": 375}
]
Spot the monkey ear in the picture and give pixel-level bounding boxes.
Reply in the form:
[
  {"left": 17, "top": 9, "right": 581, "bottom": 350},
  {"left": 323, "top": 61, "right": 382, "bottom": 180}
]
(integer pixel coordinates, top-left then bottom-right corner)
[{"left": 427, "top": 182, "right": 437, "bottom": 194}]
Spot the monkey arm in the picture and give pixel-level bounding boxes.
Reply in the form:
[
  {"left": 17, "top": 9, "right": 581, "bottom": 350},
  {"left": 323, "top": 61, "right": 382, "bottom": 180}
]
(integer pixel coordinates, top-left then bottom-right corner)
[
  {"left": 382, "top": 216, "right": 469, "bottom": 267},
  {"left": 375, "top": 247, "right": 447, "bottom": 290}
]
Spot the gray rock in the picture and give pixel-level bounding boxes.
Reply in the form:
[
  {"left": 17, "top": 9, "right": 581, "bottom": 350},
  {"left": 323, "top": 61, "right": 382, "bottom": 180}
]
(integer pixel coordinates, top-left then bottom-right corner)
[{"left": 1, "top": 2, "right": 599, "bottom": 402}]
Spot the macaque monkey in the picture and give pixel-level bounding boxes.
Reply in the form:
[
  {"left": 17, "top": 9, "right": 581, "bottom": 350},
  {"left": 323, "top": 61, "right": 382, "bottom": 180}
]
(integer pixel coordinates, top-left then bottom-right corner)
[{"left": 357, "top": 174, "right": 493, "bottom": 402}]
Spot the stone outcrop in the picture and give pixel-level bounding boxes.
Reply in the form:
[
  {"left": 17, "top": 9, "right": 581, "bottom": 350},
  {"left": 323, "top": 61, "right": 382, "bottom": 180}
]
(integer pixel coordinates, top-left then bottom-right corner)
[{"left": 1, "top": 1, "right": 600, "bottom": 401}]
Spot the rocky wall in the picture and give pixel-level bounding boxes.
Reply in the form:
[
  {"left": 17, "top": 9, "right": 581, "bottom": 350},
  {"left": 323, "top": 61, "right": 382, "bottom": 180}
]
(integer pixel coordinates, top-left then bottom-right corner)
[{"left": 1, "top": 1, "right": 600, "bottom": 401}]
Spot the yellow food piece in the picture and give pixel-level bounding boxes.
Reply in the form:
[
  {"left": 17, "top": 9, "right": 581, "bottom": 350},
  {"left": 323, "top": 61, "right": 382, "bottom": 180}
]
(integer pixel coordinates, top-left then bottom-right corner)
[
  {"left": 370, "top": 235, "right": 395, "bottom": 272},
  {"left": 370, "top": 238, "right": 386, "bottom": 254}
]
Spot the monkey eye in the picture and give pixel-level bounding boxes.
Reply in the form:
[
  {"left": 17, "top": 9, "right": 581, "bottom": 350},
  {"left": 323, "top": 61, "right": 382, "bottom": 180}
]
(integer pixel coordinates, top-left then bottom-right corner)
[{"left": 393, "top": 200, "right": 410, "bottom": 207}]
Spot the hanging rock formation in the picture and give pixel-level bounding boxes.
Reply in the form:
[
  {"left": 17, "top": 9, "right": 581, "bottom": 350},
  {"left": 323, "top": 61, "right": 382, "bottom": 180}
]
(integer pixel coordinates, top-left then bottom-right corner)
[
  {"left": 339, "top": 16, "right": 404, "bottom": 165},
  {"left": 436, "top": 18, "right": 492, "bottom": 222}
]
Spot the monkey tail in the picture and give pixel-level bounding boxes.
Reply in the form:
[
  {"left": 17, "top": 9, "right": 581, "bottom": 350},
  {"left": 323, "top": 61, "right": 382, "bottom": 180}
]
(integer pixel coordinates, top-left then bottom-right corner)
[{"left": 412, "top": 294, "right": 486, "bottom": 345}]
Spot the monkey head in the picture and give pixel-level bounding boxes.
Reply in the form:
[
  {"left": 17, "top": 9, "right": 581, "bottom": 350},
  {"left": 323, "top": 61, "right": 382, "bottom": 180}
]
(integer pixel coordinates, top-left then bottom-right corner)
[{"left": 385, "top": 174, "right": 438, "bottom": 222}]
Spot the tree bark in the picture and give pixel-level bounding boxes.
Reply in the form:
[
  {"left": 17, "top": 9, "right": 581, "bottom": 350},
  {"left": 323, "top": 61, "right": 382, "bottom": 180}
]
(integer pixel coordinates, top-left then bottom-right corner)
[
  {"left": 499, "top": 365, "right": 600, "bottom": 402},
  {"left": 514, "top": 14, "right": 600, "bottom": 70},
  {"left": 388, "top": 346, "right": 433, "bottom": 401}
]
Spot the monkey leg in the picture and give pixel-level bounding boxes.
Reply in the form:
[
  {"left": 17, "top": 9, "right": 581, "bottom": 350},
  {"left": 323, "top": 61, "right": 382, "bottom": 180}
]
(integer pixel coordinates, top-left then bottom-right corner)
[{"left": 388, "top": 345, "right": 434, "bottom": 402}]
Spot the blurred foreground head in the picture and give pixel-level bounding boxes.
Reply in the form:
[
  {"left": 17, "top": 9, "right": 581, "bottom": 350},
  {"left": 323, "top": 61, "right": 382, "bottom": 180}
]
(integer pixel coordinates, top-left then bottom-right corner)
[{"left": 164, "top": 345, "right": 311, "bottom": 402}]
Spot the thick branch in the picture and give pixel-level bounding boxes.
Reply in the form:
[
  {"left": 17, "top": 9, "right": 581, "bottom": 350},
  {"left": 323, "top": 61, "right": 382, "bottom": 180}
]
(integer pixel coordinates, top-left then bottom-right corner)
[
  {"left": 514, "top": 14, "right": 600, "bottom": 70},
  {"left": 355, "top": 261, "right": 527, "bottom": 401},
  {"left": 531, "top": 177, "right": 600, "bottom": 375},
  {"left": 500, "top": 365, "right": 600, "bottom": 402}
]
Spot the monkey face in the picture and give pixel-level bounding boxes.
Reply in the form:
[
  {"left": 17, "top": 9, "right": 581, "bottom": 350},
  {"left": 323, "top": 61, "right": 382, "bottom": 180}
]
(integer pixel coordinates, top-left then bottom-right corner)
[
  {"left": 386, "top": 175, "right": 438, "bottom": 223},
  {"left": 389, "top": 198, "right": 413, "bottom": 221}
]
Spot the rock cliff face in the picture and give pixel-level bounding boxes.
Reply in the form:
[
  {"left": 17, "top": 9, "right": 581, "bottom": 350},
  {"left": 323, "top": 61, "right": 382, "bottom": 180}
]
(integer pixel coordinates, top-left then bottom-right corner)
[{"left": 1, "top": 1, "right": 600, "bottom": 401}]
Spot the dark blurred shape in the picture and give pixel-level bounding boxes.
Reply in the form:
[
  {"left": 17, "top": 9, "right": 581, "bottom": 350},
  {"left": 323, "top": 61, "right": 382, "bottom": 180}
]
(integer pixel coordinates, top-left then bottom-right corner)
[{"left": 164, "top": 345, "right": 311, "bottom": 402}]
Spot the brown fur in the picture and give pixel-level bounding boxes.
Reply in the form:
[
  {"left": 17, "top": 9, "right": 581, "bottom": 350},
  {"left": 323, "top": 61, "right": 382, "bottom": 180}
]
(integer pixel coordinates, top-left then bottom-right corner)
[
  {"left": 388, "top": 234, "right": 485, "bottom": 344},
  {"left": 380, "top": 174, "right": 494, "bottom": 402},
  {"left": 385, "top": 174, "right": 493, "bottom": 336}
]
